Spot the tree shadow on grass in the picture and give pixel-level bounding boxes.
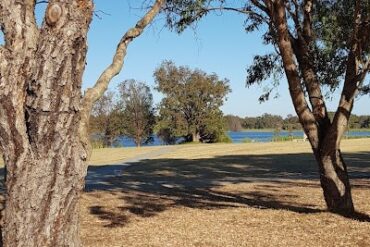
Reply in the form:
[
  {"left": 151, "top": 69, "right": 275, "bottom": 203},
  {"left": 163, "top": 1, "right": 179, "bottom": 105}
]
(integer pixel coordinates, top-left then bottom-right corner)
[{"left": 85, "top": 151, "right": 370, "bottom": 227}]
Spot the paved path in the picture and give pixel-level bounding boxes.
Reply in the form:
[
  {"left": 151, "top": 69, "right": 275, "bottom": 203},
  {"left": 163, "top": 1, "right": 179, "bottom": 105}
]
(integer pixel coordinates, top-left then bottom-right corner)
[{"left": 85, "top": 146, "right": 178, "bottom": 191}]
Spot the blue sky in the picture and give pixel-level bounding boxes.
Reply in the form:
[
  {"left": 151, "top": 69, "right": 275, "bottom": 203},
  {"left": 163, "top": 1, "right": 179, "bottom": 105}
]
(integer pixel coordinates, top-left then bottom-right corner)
[{"left": 31, "top": 1, "right": 370, "bottom": 117}]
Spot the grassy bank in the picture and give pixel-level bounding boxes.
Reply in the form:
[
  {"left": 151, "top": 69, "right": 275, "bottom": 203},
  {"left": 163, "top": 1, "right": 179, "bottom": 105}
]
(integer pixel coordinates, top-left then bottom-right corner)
[
  {"left": 0, "top": 138, "right": 369, "bottom": 166},
  {"left": 236, "top": 128, "right": 370, "bottom": 132}
]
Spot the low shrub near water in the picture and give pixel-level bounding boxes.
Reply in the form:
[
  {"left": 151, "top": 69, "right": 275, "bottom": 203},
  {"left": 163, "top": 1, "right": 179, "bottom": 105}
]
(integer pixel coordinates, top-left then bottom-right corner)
[
  {"left": 272, "top": 136, "right": 302, "bottom": 142},
  {"left": 216, "top": 133, "right": 233, "bottom": 143},
  {"left": 343, "top": 135, "right": 370, "bottom": 140},
  {"left": 90, "top": 139, "right": 105, "bottom": 149},
  {"left": 242, "top": 138, "right": 254, "bottom": 143}
]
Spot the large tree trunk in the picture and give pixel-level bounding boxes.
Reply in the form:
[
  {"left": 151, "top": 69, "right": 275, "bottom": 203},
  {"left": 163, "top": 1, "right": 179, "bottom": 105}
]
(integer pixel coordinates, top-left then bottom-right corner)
[
  {"left": 315, "top": 145, "right": 354, "bottom": 213},
  {"left": 0, "top": 0, "right": 165, "bottom": 245},
  {"left": 2, "top": 145, "right": 87, "bottom": 246},
  {"left": 0, "top": 1, "right": 93, "bottom": 246}
]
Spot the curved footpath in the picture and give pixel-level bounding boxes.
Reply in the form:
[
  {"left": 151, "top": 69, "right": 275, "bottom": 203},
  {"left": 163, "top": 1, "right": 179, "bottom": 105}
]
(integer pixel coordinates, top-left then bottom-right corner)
[{"left": 85, "top": 146, "right": 178, "bottom": 191}]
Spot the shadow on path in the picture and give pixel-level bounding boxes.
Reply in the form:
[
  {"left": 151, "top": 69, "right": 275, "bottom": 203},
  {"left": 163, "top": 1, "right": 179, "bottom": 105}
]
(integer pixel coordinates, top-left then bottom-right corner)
[{"left": 85, "top": 151, "right": 370, "bottom": 227}]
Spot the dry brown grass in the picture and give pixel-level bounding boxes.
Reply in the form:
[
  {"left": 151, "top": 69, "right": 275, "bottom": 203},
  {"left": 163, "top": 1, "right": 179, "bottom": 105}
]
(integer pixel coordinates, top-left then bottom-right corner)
[
  {"left": 80, "top": 139, "right": 370, "bottom": 247},
  {"left": 89, "top": 146, "right": 164, "bottom": 166}
]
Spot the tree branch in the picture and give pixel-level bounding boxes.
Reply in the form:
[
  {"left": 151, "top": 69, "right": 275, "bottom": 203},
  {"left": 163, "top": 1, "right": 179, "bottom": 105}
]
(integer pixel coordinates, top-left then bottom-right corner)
[
  {"left": 329, "top": 0, "right": 367, "bottom": 147},
  {"left": 79, "top": 0, "right": 165, "bottom": 151},
  {"left": 251, "top": 0, "right": 269, "bottom": 14},
  {"left": 270, "top": 0, "right": 320, "bottom": 149},
  {"left": 286, "top": 0, "right": 300, "bottom": 32},
  {"left": 291, "top": 0, "right": 330, "bottom": 131},
  {"left": 202, "top": 6, "right": 269, "bottom": 24},
  {"left": 302, "top": 0, "right": 313, "bottom": 42}
]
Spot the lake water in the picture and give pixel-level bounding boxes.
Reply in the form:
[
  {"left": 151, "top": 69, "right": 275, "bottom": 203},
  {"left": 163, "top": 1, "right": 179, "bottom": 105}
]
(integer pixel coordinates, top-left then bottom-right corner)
[{"left": 117, "top": 130, "right": 370, "bottom": 147}]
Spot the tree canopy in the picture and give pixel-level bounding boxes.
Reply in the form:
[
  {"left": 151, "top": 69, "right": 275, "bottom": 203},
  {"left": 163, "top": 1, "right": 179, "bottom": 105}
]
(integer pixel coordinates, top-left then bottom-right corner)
[
  {"left": 90, "top": 91, "right": 122, "bottom": 147},
  {"left": 154, "top": 60, "right": 231, "bottom": 143},
  {"left": 117, "top": 79, "right": 156, "bottom": 147}
]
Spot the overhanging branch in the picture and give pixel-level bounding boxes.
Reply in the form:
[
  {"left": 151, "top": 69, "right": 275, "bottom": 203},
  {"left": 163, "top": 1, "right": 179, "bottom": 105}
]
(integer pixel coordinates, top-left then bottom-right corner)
[
  {"left": 199, "top": 6, "right": 269, "bottom": 24},
  {"left": 79, "top": 0, "right": 166, "bottom": 148},
  {"left": 329, "top": 0, "right": 367, "bottom": 144}
]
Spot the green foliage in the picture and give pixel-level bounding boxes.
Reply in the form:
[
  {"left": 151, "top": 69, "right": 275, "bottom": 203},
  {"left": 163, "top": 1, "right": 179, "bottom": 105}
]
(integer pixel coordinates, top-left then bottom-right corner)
[
  {"left": 164, "top": 0, "right": 223, "bottom": 32},
  {"left": 90, "top": 81, "right": 157, "bottom": 148},
  {"left": 156, "top": 127, "right": 178, "bottom": 145},
  {"left": 246, "top": 53, "right": 283, "bottom": 102},
  {"left": 117, "top": 79, "right": 156, "bottom": 147},
  {"left": 90, "top": 139, "right": 105, "bottom": 149},
  {"left": 347, "top": 115, "right": 370, "bottom": 129},
  {"left": 242, "top": 138, "right": 253, "bottom": 143},
  {"left": 201, "top": 110, "right": 231, "bottom": 143},
  {"left": 226, "top": 113, "right": 302, "bottom": 131},
  {"left": 164, "top": 0, "right": 370, "bottom": 98},
  {"left": 224, "top": 114, "right": 243, "bottom": 131},
  {"left": 272, "top": 136, "right": 302, "bottom": 142},
  {"left": 154, "top": 60, "right": 230, "bottom": 143},
  {"left": 217, "top": 133, "right": 232, "bottom": 143},
  {"left": 89, "top": 91, "right": 122, "bottom": 147},
  {"left": 260, "top": 114, "right": 282, "bottom": 129}
]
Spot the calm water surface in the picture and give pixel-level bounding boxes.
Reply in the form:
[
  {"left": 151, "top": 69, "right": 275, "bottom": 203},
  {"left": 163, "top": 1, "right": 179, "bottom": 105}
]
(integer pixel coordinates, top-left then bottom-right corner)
[{"left": 117, "top": 130, "right": 370, "bottom": 147}]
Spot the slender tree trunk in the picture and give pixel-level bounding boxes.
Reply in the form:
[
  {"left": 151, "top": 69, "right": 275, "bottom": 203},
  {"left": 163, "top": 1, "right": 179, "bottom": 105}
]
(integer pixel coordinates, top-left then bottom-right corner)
[{"left": 192, "top": 132, "right": 200, "bottom": 142}]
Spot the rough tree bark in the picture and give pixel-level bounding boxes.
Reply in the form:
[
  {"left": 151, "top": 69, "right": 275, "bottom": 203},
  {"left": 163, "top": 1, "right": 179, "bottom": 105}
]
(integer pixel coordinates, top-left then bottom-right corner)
[{"left": 0, "top": 0, "right": 165, "bottom": 246}]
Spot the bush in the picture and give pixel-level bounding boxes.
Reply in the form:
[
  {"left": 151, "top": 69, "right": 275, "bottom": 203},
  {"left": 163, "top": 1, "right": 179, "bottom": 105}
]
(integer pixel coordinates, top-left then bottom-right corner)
[
  {"left": 216, "top": 132, "right": 232, "bottom": 143},
  {"left": 242, "top": 138, "right": 253, "bottom": 143},
  {"left": 272, "top": 136, "right": 301, "bottom": 142},
  {"left": 157, "top": 128, "right": 178, "bottom": 145}
]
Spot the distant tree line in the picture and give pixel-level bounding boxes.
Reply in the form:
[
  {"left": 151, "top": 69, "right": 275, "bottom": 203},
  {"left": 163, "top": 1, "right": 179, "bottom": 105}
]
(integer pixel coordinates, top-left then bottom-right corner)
[
  {"left": 89, "top": 61, "right": 231, "bottom": 147},
  {"left": 224, "top": 114, "right": 301, "bottom": 131},
  {"left": 225, "top": 113, "right": 370, "bottom": 132}
]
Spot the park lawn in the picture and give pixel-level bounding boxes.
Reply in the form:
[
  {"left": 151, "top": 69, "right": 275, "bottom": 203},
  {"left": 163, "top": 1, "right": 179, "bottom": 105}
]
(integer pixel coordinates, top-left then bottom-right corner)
[
  {"left": 89, "top": 146, "right": 164, "bottom": 166},
  {"left": 80, "top": 139, "right": 370, "bottom": 247}
]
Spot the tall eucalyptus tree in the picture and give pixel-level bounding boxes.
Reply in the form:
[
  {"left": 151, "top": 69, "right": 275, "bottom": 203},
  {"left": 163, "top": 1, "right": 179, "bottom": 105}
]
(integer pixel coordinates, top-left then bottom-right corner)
[{"left": 164, "top": 0, "right": 370, "bottom": 213}]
